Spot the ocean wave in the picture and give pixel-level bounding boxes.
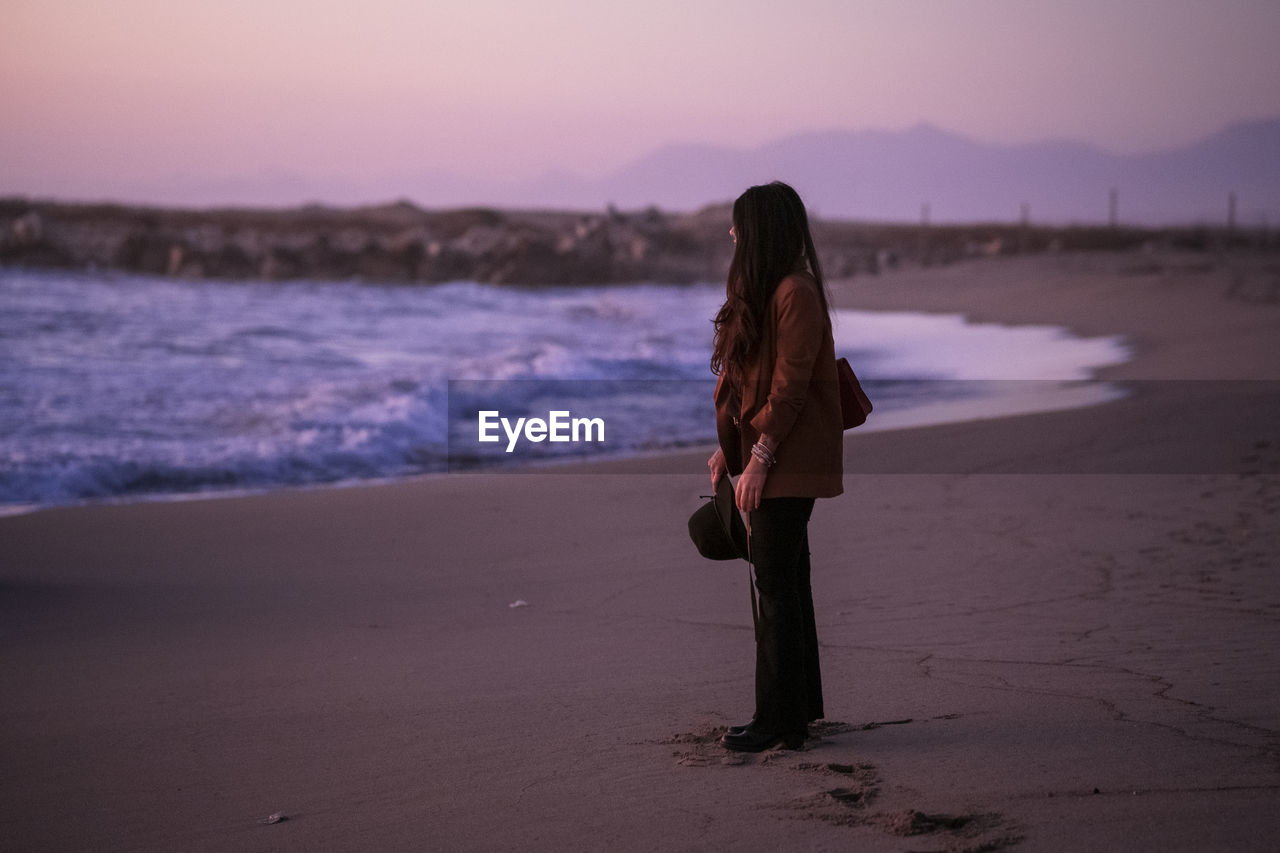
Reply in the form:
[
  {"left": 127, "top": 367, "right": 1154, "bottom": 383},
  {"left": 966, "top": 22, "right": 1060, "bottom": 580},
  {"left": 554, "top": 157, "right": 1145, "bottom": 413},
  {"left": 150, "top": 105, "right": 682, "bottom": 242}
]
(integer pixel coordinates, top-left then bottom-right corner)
[{"left": 0, "top": 269, "right": 1129, "bottom": 510}]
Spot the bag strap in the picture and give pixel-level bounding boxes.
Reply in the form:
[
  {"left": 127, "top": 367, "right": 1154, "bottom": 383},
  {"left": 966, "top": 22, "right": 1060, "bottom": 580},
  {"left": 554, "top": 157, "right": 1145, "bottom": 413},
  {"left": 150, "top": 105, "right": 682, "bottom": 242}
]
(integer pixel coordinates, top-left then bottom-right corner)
[{"left": 747, "top": 532, "right": 760, "bottom": 642}]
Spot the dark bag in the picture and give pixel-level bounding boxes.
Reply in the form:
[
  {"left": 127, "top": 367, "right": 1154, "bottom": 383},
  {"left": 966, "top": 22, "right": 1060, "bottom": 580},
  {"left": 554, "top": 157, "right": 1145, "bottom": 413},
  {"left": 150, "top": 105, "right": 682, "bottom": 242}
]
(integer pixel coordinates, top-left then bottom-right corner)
[{"left": 837, "top": 357, "right": 873, "bottom": 429}]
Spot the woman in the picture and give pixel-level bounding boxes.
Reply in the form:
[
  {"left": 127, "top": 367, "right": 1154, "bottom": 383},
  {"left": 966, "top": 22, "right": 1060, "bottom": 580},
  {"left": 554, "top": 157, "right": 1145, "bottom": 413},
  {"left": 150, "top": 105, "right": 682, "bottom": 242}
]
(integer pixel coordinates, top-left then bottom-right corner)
[{"left": 708, "top": 181, "right": 843, "bottom": 752}]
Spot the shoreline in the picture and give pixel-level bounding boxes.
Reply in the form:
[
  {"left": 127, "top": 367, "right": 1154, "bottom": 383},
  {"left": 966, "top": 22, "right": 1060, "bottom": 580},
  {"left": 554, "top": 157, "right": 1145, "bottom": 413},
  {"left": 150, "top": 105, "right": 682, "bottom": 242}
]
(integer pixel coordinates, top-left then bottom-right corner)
[
  {"left": 2, "top": 259, "right": 1136, "bottom": 517},
  {"left": 0, "top": 377, "right": 1134, "bottom": 519},
  {"left": 3, "top": 250, "right": 1279, "bottom": 852}
]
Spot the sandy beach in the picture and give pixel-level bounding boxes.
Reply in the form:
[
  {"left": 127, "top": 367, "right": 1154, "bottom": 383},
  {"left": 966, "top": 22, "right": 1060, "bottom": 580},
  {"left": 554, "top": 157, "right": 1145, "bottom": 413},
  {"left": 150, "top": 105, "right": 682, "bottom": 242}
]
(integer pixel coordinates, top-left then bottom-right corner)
[{"left": 3, "top": 250, "right": 1279, "bottom": 851}]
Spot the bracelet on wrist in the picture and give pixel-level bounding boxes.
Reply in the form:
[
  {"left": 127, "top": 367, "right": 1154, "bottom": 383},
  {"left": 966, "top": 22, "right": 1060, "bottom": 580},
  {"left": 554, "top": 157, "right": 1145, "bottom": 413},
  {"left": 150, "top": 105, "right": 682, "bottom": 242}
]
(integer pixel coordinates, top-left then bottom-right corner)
[{"left": 750, "top": 441, "right": 776, "bottom": 467}]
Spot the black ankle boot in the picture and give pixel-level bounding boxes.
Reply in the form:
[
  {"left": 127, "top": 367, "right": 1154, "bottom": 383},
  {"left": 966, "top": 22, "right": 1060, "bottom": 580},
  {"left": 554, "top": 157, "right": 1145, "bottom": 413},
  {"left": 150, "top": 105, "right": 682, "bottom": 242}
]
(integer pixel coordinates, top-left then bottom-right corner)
[{"left": 720, "top": 724, "right": 805, "bottom": 753}]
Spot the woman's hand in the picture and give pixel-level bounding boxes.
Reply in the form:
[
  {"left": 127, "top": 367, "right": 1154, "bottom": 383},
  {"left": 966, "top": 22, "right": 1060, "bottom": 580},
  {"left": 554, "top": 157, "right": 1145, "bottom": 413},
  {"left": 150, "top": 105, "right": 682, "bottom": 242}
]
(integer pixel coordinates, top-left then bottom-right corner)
[
  {"left": 735, "top": 457, "right": 768, "bottom": 512},
  {"left": 708, "top": 447, "right": 727, "bottom": 486},
  {"left": 735, "top": 433, "right": 775, "bottom": 511}
]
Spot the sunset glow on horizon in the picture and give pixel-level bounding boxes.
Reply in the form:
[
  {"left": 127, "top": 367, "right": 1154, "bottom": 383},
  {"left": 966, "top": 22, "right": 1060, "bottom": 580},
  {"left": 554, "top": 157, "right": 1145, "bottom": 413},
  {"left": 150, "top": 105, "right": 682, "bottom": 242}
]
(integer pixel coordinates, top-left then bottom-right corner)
[{"left": 3, "top": 0, "right": 1279, "bottom": 207}]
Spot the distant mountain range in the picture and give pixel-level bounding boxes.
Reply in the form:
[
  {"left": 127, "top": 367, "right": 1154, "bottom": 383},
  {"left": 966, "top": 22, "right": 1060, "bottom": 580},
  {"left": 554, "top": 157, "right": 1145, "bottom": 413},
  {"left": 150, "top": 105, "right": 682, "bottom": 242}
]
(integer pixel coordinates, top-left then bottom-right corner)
[
  {"left": 29, "top": 118, "right": 1280, "bottom": 226},
  {"left": 506, "top": 118, "right": 1280, "bottom": 226}
]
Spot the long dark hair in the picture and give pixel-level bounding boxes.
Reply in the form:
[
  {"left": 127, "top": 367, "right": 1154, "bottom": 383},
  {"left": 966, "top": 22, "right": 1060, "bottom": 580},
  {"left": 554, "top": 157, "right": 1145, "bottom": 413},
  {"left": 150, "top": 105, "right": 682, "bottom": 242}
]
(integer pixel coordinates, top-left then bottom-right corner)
[{"left": 711, "top": 181, "right": 830, "bottom": 384}]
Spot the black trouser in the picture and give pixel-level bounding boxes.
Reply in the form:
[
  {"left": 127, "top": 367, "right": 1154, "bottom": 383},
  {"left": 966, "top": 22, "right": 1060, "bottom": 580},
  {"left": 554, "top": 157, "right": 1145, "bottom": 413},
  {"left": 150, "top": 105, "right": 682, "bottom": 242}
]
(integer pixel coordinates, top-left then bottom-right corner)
[{"left": 748, "top": 496, "right": 823, "bottom": 735}]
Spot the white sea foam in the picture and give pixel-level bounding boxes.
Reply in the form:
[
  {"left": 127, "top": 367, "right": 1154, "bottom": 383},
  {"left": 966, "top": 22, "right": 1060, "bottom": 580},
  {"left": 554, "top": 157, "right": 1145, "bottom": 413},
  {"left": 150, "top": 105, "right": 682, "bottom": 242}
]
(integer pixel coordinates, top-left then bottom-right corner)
[{"left": 834, "top": 310, "right": 1129, "bottom": 380}]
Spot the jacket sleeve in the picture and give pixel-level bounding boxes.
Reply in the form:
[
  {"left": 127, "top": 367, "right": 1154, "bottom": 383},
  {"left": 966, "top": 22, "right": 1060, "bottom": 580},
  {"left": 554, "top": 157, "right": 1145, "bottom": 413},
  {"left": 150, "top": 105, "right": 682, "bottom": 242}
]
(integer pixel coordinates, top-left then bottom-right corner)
[{"left": 748, "top": 278, "right": 825, "bottom": 446}]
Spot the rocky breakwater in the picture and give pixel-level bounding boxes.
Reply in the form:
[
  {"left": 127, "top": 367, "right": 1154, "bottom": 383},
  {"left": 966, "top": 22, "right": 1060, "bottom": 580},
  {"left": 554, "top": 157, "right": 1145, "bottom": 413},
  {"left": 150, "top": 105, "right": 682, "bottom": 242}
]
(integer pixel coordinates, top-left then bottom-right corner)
[
  {"left": 0, "top": 200, "right": 727, "bottom": 285},
  {"left": 2, "top": 197, "right": 1170, "bottom": 285},
  {"left": 0, "top": 198, "right": 917, "bottom": 285}
]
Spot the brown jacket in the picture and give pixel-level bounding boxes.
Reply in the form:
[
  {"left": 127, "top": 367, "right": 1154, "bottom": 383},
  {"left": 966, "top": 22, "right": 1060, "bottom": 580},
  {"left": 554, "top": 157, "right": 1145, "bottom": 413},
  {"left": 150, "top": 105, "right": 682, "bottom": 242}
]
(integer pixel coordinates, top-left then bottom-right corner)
[{"left": 714, "top": 272, "right": 844, "bottom": 499}]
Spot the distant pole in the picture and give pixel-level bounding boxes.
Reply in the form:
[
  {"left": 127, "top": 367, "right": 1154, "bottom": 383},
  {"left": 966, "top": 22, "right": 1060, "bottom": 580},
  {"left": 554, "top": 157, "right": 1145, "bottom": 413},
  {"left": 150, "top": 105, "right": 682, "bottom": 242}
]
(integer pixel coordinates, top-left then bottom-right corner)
[
  {"left": 1227, "top": 191, "right": 1237, "bottom": 239},
  {"left": 1108, "top": 188, "right": 1118, "bottom": 228},
  {"left": 1019, "top": 202, "right": 1030, "bottom": 253},
  {"left": 918, "top": 202, "right": 930, "bottom": 263}
]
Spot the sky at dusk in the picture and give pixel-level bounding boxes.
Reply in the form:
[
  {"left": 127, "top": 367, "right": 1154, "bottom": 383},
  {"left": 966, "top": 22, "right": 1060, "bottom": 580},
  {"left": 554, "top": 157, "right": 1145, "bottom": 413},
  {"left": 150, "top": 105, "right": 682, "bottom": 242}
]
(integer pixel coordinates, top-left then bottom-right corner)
[{"left": 3, "top": 0, "right": 1280, "bottom": 206}]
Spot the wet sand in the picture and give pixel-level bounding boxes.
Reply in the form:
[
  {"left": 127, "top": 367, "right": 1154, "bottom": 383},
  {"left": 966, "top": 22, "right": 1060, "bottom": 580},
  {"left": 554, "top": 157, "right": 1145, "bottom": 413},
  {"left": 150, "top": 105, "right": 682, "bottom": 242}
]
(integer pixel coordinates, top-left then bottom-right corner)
[{"left": 2, "top": 250, "right": 1279, "bottom": 851}]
